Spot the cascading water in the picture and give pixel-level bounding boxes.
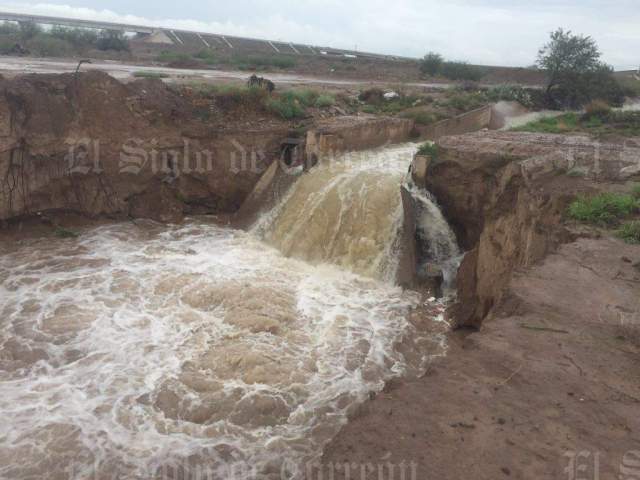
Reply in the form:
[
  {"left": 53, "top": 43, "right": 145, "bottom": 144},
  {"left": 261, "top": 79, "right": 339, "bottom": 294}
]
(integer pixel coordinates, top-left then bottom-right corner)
[
  {"left": 0, "top": 143, "right": 459, "bottom": 480},
  {"left": 405, "top": 181, "right": 462, "bottom": 294},
  {"left": 253, "top": 144, "right": 417, "bottom": 283}
]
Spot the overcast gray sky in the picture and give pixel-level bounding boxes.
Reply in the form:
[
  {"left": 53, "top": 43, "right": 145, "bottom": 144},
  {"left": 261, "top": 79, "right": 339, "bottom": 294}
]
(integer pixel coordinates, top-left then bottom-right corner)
[{"left": 0, "top": 1, "right": 638, "bottom": 69}]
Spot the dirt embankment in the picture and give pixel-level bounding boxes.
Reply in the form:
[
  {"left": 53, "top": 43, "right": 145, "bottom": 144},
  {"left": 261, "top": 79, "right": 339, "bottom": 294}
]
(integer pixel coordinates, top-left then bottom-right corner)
[
  {"left": 317, "top": 131, "right": 640, "bottom": 480},
  {"left": 426, "top": 131, "right": 640, "bottom": 328},
  {"left": 0, "top": 71, "right": 296, "bottom": 224},
  {"left": 0, "top": 71, "right": 416, "bottom": 228}
]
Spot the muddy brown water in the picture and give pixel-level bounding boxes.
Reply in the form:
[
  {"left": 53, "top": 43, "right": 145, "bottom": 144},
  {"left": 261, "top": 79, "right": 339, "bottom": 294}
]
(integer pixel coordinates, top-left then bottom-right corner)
[{"left": 0, "top": 144, "right": 451, "bottom": 479}]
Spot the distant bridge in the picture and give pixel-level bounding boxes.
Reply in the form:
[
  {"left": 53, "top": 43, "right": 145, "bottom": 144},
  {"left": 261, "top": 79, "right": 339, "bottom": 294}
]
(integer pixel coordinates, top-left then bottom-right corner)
[{"left": 0, "top": 10, "right": 414, "bottom": 62}]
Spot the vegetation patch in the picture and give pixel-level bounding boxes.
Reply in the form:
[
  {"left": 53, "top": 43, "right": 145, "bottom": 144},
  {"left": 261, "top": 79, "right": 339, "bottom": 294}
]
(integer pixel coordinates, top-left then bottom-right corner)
[
  {"left": 315, "top": 94, "right": 336, "bottom": 108},
  {"left": 267, "top": 96, "right": 306, "bottom": 119},
  {"left": 487, "top": 85, "right": 535, "bottom": 108},
  {"left": 514, "top": 110, "right": 640, "bottom": 136},
  {"left": 401, "top": 110, "right": 446, "bottom": 125},
  {"left": 419, "top": 52, "right": 485, "bottom": 81},
  {"left": 616, "top": 221, "right": 640, "bottom": 244},
  {"left": 417, "top": 143, "right": 439, "bottom": 158},
  {"left": 568, "top": 192, "right": 638, "bottom": 226}
]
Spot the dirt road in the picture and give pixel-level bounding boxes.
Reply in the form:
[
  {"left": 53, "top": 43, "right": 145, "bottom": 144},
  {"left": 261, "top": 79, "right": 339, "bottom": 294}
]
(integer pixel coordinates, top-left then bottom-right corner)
[{"left": 0, "top": 55, "right": 452, "bottom": 88}]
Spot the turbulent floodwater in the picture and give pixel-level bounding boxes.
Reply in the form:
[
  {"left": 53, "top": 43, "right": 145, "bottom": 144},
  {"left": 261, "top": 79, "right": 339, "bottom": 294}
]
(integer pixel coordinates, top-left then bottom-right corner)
[
  {"left": 254, "top": 144, "right": 417, "bottom": 282},
  {"left": 0, "top": 144, "right": 451, "bottom": 480}
]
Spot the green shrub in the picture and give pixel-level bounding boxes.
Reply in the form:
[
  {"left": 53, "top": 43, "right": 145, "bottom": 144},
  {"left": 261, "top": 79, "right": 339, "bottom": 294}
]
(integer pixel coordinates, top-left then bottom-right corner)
[
  {"left": 315, "top": 94, "right": 335, "bottom": 108},
  {"left": 617, "top": 221, "right": 640, "bottom": 244},
  {"left": 514, "top": 113, "right": 579, "bottom": 133},
  {"left": 446, "top": 91, "right": 489, "bottom": 112},
  {"left": 19, "top": 21, "right": 41, "bottom": 41},
  {"left": 440, "top": 61, "right": 485, "bottom": 81},
  {"left": 401, "top": 110, "right": 444, "bottom": 125},
  {"left": 96, "top": 30, "right": 129, "bottom": 51},
  {"left": 361, "top": 104, "right": 378, "bottom": 114},
  {"left": 0, "top": 21, "right": 19, "bottom": 35},
  {"left": 568, "top": 192, "right": 638, "bottom": 225},
  {"left": 193, "top": 49, "right": 216, "bottom": 63},
  {"left": 267, "top": 96, "right": 306, "bottom": 119},
  {"left": 50, "top": 26, "right": 98, "bottom": 47},
  {"left": 27, "top": 35, "right": 72, "bottom": 57},
  {"left": 231, "top": 54, "right": 296, "bottom": 69},
  {"left": 417, "top": 142, "right": 439, "bottom": 158},
  {"left": 211, "top": 85, "right": 268, "bottom": 110},
  {"left": 487, "top": 85, "right": 534, "bottom": 108},
  {"left": 420, "top": 52, "right": 444, "bottom": 76},
  {"left": 0, "top": 37, "right": 18, "bottom": 55},
  {"left": 281, "top": 89, "right": 319, "bottom": 107},
  {"left": 632, "top": 184, "right": 640, "bottom": 199}
]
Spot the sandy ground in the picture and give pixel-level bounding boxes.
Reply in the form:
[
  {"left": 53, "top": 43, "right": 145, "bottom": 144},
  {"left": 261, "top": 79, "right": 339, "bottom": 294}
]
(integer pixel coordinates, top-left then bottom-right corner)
[
  {"left": 0, "top": 55, "right": 454, "bottom": 89},
  {"left": 315, "top": 236, "right": 640, "bottom": 480}
]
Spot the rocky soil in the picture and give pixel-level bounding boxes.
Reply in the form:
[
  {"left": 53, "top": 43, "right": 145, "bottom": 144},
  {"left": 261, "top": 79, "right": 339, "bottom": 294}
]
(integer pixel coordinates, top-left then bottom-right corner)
[{"left": 317, "top": 131, "right": 640, "bottom": 479}]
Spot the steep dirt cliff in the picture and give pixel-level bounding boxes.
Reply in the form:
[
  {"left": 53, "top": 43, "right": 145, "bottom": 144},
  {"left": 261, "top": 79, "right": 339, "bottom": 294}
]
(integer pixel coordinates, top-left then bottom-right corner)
[
  {"left": 425, "top": 131, "right": 640, "bottom": 328},
  {"left": 0, "top": 71, "right": 291, "bottom": 223}
]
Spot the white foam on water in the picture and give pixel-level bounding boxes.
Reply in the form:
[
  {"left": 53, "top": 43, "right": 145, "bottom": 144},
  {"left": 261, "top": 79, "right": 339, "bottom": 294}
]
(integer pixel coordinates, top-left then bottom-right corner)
[
  {"left": 0, "top": 218, "right": 441, "bottom": 479},
  {"left": 0, "top": 142, "right": 459, "bottom": 479}
]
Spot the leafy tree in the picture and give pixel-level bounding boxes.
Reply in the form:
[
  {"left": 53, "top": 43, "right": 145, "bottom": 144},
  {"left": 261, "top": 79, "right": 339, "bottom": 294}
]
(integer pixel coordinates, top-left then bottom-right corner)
[
  {"left": 420, "top": 52, "right": 444, "bottom": 76},
  {"left": 18, "top": 21, "right": 41, "bottom": 41},
  {"left": 96, "top": 30, "right": 129, "bottom": 51},
  {"left": 537, "top": 28, "right": 621, "bottom": 108}
]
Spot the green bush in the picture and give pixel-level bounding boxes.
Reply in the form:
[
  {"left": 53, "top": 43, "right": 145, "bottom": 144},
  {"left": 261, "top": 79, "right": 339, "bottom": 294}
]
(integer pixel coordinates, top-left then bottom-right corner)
[
  {"left": 96, "top": 30, "right": 129, "bottom": 51},
  {"left": 417, "top": 142, "right": 439, "bottom": 158},
  {"left": 0, "top": 21, "right": 19, "bottom": 35},
  {"left": 440, "top": 61, "right": 485, "bottom": 81},
  {"left": 0, "top": 37, "right": 18, "bottom": 54},
  {"left": 568, "top": 192, "right": 638, "bottom": 225},
  {"left": 50, "top": 26, "right": 98, "bottom": 47},
  {"left": 632, "top": 184, "right": 640, "bottom": 199},
  {"left": 19, "top": 21, "right": 41, "bottom": 41},
  {"left": 487, "top": 85, "right": 534, "bottom": 108},
  {"left": 514, "top": 113, "right": 578, "bottom": 133},
  {"left": 231, "top": 54, "right": 296, "bottom": 69},
  {"left": 401, "top": 110, "right": 444, "bottom": 125},
  {"left": 281, "top": 89, "right": 319, "bottom": 107},
  {"left": 420, "top": 52, "right": 444, "bottom": 76},
  {"left": 315, "top": 94, "right": 335, "bottom": 108},
  {"left": 446, "top": 91, "right": 489, "bottom": 112},
  {"left": 267, "top": 96, "right": 306, "bottom": 119},
  {"left": 194, "top": 49, "right": 218, "bottom": 64},
  {"left": 27, "top": 34, "right": 72, "bottom": 57},
  {"left": 617, "top": 221, "right": 640, "bottom": 244}
]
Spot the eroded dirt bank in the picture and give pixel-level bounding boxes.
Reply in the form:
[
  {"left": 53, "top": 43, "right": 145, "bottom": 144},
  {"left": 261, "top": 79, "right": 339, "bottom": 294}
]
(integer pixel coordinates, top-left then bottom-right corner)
[
  {"left": 0, "top": 71, "right": 412, "bottom": 228},
  {"left": 316, "top": 132, "right": 640, "bottom": 479}
]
